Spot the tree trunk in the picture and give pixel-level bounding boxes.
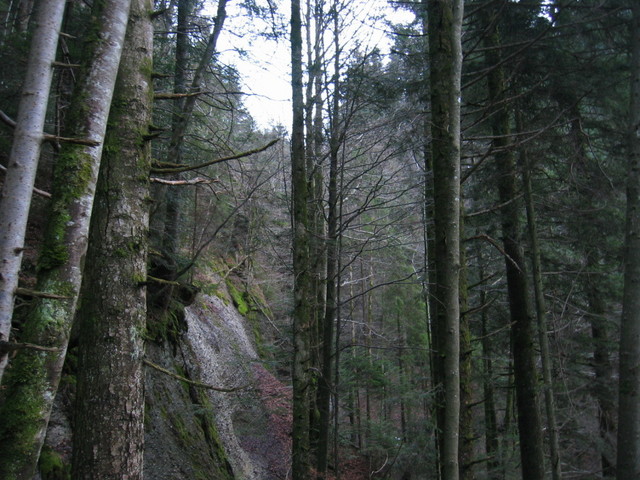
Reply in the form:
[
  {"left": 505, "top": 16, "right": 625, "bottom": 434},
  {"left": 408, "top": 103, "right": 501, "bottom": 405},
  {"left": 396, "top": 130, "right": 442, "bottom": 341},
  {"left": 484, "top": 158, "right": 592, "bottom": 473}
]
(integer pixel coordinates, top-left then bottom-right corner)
[
  {"left": 0, "top": 1, "right": 131, "bottom": 477},
  {"left": 291, "top": 0, "right": 312, "bottom": 476},
  {"left": 518, "top": 109, "right": 562, "bottom": 480},
  {"left": 71, "top": 0, "right": 152, "bottom": 477},
  {"left": 617, "top": 3, "right": 640, "bottom": 478},
  {"left": 482, "top": 4, "right": 545, "bottom": 479},
  {"left": 161, "top": 0, "right": 227, "bottom": 268},
  {"left": 316, "top": 5, "right": 340, "bottom": 475},
  {"left": 428, "top": 0, "right": 464, "bottom": 478},
  {"left": 0, "top": 0, "right": 66, "bottom": 383}
]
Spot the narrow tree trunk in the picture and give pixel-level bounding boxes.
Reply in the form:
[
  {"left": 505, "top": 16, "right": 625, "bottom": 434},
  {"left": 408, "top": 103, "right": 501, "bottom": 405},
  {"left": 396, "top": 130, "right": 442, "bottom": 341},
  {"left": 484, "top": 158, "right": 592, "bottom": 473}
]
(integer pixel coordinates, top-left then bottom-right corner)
[
  {"left": 428, "top": 0, "right": 464, "bottom": 478},
  {"left": 316, "top": 5, "right": 340, "bottom": 475},
  {"left": 71, "top": 0, "right": 152, "bottom": 477},
  {"left": 478, "top": 250, "right": 501, "bottom": 479},
  {"left": 459, "top": 212, "right": 474, "bottom": 480},
  {"left": 291, "top": 0, "right": 312, "bottom": 476},
  {"left": 161, "top": 0, "right": 227, "bottom": 267},
  {"left": 617, "top": 3, "right": 640, "bottom": 478},
  {"left": 0, "top": 0, "right": 66, "bottom": 383},
  {"left": 518, "top": 110, "right": 562, "bottom": 480},
  {"left": 0, "top": 2, "right": 131, "bottom": 477},
  {"left": 482, "top": 4, "right": 545, "bottom": 479}
]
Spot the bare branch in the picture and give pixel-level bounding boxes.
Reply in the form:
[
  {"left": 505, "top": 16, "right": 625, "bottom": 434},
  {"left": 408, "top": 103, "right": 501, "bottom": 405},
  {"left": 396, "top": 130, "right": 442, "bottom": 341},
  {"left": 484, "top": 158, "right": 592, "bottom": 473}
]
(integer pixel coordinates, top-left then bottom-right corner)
[
  {"left": 150, "top": 176, "right": 216, "bottom": 185},
  {"left": 0, "top": 164, "right": 51, "bottom": 198},
  {"left": 151, "top": 138, "right": 280, "bottom": 174},
  {"left": 143, "top": 359, "right": 250, "bottom": 392},
  {"left": 0, "top": 341, "right": 62, "bottom": 354}
]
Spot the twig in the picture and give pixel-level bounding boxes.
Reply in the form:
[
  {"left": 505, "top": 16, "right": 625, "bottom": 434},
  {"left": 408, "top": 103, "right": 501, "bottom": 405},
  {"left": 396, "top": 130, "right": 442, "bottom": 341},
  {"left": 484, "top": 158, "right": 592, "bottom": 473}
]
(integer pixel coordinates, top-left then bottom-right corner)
[
  {"left": 465, "top": 234, "right": 522, "bottom": 273},
  {"left": 42, "top": 134, "right": 100, "bottom": 146},
  {"left": 150, "top": 176, "right": 216, "bottom": 185},
  {"left": 143, "top": 359, "right": 250, "bottom": 392},
  {"left": 0, "top": 110, "right": 99, "bottom": 146},
  {"left": 151, "top": 138, "right": 279, "bottom": 174},
  {"left": 154, "top": 91, "right": 209, "bottom": 100},
  {"left": 0, "top": 164, "right": 51, "bottom": 198},
  {"left": 143, "top": 275, "right": 180, "bottom": 286},
  {"left": 15, "top": 287, "right": 72, "bottom": 300},
  {"left": 0, "top": 340, "right": 62, "bottom": 354}
]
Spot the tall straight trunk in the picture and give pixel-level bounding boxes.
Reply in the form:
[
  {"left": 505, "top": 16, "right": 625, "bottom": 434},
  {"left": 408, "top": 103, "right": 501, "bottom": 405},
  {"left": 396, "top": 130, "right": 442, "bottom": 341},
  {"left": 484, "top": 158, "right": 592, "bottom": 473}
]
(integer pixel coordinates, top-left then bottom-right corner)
[
  {"left": 478, "top": 247, "right": 501, "bottom": 479},
  {"left": 161, "top": 0, "right": 191, "bottom": 262},
  {"left": 518, "top": 110, "right": 562, "bottom": 480},
  {"left": 71, "top": 0, "right": 152, "bottom": 477},
  {"left": 428, "top": 0, "right": 464, "bottom": 478},
  {"left": 0, "top": 1, "right": 131, "bottom": 478},
  {"left": 587, "top": 276, "right": 616, "bottom": 477},
  {"left": 306, "top": 0, "right": 326, "bottom": 452},
  {"left": 0, "top": 0, "right": 66, "bottom": 382},
  {"left": 316, "top": 5, "right": 340, "bottom": 476},
  {"left": 161, "top": 0, "right": 227, "bottom": 266},
  {"left": 482, "top": 4, "right": 545, "bottom": 478},
  {"left": 291, "top": 0, "right": 312, "bottom": 476},
  {"left": 617, "top": 3, "right": 640, "bottom": 479},
  {"left": 459, "top": 212, "right": 474, "bottom": 480}
]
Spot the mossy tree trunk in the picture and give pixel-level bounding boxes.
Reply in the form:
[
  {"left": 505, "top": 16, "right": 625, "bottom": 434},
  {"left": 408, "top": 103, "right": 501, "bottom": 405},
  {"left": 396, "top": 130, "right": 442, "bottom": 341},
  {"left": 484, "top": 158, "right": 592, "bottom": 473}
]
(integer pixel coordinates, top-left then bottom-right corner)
[
  {"left": 291, "top": 0, "right": 312, "bottom": 476},
  {"left": 0, "top": 1, "right": 131, "bottom": 478},
  {"left": 0, "top": 0, "right": 66, "bottom": 382},
  {"left": 617, "top": 3, "right": 640, "bottom": 478},
  {"left": 71, "top": 0, "right": 152, "bottom": 477}
]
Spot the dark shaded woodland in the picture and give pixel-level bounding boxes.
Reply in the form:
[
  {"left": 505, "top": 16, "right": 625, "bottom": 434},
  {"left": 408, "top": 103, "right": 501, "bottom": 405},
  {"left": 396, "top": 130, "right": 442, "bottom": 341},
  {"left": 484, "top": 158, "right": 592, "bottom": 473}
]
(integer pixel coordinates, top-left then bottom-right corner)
[{"left": 0, "top": 1, "right": 639, "bottom": 479}]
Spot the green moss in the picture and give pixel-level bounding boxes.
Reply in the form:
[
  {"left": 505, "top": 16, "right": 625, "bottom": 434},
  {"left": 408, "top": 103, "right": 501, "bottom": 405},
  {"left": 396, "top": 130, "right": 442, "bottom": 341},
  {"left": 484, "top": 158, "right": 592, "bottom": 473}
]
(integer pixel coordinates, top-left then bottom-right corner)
[
  {"left": 0, "top": 351, "right": 50, "bottom": 476},
  {"left": 38, "top": 446, "right": 70, "bottom": 480},
  {"left": 226, "top": 282, "right": 249, "bottom": 316},
  {"left": 39, "top": 144, "right": 96, "bottom": 271},
  {"left": 146, "top": 300, "right": 186, "bottom": 345}
]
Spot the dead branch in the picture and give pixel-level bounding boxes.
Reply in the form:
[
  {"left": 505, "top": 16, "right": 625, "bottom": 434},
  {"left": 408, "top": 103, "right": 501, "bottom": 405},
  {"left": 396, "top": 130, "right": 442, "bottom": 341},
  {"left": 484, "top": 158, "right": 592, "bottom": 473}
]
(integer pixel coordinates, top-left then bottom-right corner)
[
  {"left": 150, "top": 176, "right": 216, "bottom": 185},
  {"left": 151, "top": 138, "right": 279, "bottom": 174},
  {"left": 143, "top": 359, "right": 250, "bottom": 392},
  {"left": 465, "top": 233, "right": 522, "bottom": 272},
  {"left": 52, "top": 61, "right": 81, "bottom": 68},
  {"left": 0, "top": 341, "right": 62, "bottom": 354},
  {"left": 1, "top": 110, "right": 100, "bottom": 146},
  {"left": 15, "top": 287, "right": 72, "bottom": 299},
  {"left": 154, "top": 91, "right": 208, "bottom": 100},
  {"left": 0, "top": 164, "right": 51, "bottom": 198}
]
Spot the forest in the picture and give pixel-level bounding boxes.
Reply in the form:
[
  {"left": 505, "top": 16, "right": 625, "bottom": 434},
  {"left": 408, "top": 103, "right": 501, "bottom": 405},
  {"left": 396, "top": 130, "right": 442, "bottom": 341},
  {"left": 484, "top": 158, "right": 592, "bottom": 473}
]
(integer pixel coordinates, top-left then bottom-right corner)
[{"left": 0, "top": 0, "right": 638, "bottom": 479}]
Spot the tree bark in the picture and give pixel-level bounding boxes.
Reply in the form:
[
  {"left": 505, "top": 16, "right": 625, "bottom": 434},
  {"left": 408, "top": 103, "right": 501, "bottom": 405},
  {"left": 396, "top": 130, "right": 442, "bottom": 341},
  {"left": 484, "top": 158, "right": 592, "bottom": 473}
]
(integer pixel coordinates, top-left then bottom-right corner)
[
  {"left": 617, "top": 3, "right": 640, "bottom": 479},
  {"left": 482, "top": 4, "right": 545, "bottom": 479},
  {"left": 71, "top": 0, "right": 152, "bottom": 477},
  {"left": 0, "top": 1, "right": 131, "bottom": 477},
  {"left": 291, "top": 0, "right": 312, "bottom": 476},
  {"left": 161, "top": 0, "right": 227, "bottom": 267},
  {"left": 315, "top": 4, "right": 340, "bottom": 476},
  {"left": 0, "top": 0, "right": 66, "bottom": 383},
  {"left": 518, "top": 109, "right": 562, "bottom": 480},
  {"left": 428, "top": 0, "right": 464, "bottom": 478}
]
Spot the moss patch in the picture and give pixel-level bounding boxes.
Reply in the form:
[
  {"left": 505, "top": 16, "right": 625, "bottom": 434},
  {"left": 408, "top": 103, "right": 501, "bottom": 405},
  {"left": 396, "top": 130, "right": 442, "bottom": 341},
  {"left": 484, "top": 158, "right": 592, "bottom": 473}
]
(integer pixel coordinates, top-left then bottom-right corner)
[{"left": 38, "top": 445, "right": 70, "bottom": 480}]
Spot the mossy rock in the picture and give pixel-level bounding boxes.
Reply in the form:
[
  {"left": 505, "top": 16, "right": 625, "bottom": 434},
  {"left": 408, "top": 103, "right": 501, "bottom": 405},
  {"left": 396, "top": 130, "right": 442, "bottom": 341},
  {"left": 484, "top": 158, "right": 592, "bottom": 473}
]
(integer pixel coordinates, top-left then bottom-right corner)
[{"left": 38, "top": 446, "right": 70, "bottom": 480}]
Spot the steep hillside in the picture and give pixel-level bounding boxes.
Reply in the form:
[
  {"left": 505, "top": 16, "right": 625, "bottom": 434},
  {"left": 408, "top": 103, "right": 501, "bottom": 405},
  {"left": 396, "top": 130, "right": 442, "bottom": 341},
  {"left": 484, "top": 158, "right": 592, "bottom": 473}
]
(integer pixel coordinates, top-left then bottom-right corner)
[
  {"left": 144, "top": 291, "right": 291, "bottom": 480},
  {"left": 41, "top": 270, "right": 292, "bottom": 480}
]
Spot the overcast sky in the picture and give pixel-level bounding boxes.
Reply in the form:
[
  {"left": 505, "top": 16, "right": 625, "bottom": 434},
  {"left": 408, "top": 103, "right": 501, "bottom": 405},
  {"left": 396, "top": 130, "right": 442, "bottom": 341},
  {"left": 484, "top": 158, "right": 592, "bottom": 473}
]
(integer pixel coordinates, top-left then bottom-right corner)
[{"left": 205, "top": 0, "right": 414, "bottom": 130}]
